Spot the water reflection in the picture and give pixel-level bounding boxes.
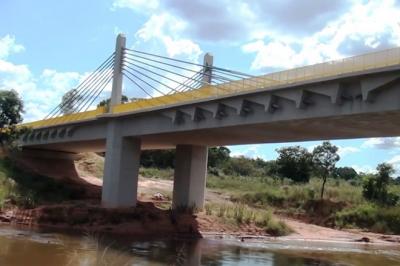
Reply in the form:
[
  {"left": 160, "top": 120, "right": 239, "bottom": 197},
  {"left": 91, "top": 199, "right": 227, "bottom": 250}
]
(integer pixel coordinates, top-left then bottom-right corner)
[{"left": 0, "top": 226, "right": 399, "bottom": 266}]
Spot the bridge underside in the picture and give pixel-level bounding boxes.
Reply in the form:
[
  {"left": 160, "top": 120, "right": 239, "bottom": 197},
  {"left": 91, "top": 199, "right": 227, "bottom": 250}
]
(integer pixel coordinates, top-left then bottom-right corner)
[{"left": 25, "top": 110, "right": 400, "bottom": 153}]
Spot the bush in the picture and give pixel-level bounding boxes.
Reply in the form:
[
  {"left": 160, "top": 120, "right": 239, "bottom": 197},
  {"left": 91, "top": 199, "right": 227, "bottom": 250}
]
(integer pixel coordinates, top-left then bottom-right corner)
[
  {"left": 362, "top": 164, "right": 399, "bottom": 206},
  {"left": 223, "top": 156, "right": 262, "bottom": 177},
  {"left": 336, "top": 204, "right": 400, "bottom": 234}
]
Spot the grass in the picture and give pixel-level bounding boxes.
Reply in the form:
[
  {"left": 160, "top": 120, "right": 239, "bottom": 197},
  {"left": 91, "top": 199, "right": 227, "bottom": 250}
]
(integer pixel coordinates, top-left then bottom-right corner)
[
  {"left": 204, "top": 202, "right": 291, "bottom": 236},
  {"left": 139, "top": 167, "right": 174, "bottom": 180},
  {"left": 0, "top": 158, "right": 80, "bottom": 209},
  {"left": 336, "top": 203, "right": 400, "bottom": 234},
  {"left": 139, "top": 167, "right": 400, "bottom": 234}
]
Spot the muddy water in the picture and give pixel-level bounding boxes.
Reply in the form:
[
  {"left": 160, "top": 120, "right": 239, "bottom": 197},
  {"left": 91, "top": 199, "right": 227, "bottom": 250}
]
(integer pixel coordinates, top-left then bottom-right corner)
[{"left": 0, "top": 226, "right": 399, "bottom": 266}]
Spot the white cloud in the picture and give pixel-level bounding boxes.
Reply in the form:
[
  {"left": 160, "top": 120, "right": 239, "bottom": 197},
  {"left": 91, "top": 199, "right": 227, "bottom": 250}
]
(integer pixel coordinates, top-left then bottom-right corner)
[
  {"left": 362, "top": 137, "right": 400, "bottom": 150},
  {"left": 112, "top": 0, "right": 159, "bottom": 12},
  {"left": 0, "top": 35, "right": 25, "bottom": 59},
  {"left": 352, "top": 164, "right": 377, "bottom": 174},
  {"left": 242, "top": 40, "right": 298, "bottom": 69},
  {"left": 388, "top": 155, "right": 400, "bottom": 175},
  {"left": 40, "top": 69, "right": 81, "bottom": 93},
  {"left": 0, "top": 34, "right": 93, "bottom": 122},
  {"left": 230, "top": 144, "right": 267, "bottom": 160},
  {"left": 242, "top": 0, "right": 400, "bottom": 71},
  {"left": 135, "top": 13, "right": 202, "bottom": 61},
  {"left": 338, "top": 146, "right": 360, "bottom": 157}
]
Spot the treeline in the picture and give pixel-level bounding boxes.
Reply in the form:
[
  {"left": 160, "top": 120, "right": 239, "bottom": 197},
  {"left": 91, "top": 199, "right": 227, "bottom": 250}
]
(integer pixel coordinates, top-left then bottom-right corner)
[
  {"left": 141, "top": 143, "right": 399, "bottom": 206},
  {"left": 141, "top": 145, "right": 357, "bottom": 182}
]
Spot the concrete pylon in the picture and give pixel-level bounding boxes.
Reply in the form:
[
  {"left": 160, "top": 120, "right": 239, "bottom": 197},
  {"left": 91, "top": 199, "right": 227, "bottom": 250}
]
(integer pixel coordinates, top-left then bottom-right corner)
[
  {"left": 102, "top": 120, "right": 141, "bottom": 208},
  {"left": 172, "top": 145, "right": 208, "bottom": 210},
  {"left": 202, "top": 53, "right": 213, "bottom": 84},
  {"left": 110, "top": 34, "right": 126, "bottom": 108}
]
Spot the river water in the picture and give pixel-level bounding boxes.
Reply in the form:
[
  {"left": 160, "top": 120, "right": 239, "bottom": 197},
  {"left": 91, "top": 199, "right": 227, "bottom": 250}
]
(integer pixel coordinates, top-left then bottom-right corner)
[{"left": 0, "top": 226, "right": 399, "bottom": 266}]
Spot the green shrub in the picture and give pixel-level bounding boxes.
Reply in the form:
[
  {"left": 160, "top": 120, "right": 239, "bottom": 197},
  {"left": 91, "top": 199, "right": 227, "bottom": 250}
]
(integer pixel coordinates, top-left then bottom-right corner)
[{"left": 336, "top": 204, "right": 400, "bottom": 234}]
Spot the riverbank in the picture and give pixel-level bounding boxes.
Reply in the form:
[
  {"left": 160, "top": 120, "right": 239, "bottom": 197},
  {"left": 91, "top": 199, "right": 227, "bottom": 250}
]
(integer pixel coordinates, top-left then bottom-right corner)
[
  {"left": 1, "top": 176, "right": 400, "bottom": 246},
  {"left": 1, "top": 153, "right": 400, "bottom": 246}
]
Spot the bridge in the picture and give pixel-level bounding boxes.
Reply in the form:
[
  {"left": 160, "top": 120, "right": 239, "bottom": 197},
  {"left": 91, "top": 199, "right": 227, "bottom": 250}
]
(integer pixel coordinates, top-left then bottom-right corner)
[{"left": 19, "top": 34, "right": 400, "bottom": 209}]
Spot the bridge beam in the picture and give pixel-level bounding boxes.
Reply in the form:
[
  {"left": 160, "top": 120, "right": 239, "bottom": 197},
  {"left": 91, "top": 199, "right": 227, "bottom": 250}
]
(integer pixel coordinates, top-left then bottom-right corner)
[
  {"left": 102, "top": 120, "right": 141, "bottom": 208},
  {"left": 172, "top": 145, "right": 208, "bottom": 210}
]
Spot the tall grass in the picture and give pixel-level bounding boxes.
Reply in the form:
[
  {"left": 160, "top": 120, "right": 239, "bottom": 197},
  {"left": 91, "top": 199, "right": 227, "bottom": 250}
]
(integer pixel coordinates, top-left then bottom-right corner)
[
  {"left": 204, "top": 203, "right": 291, "bottom": 236},
  {"left": 336, "top": 203, "right": 400, "bottom": 234},
  {"left": 139, "top": 167, "right": 174, "bottom": 180}
]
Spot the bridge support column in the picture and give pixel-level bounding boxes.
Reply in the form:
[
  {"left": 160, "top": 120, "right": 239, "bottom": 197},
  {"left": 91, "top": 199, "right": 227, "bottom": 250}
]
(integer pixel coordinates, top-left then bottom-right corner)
[
  {"left": 172, "top": 145, "right": 208, "bottom": 210},
  {"left": 102, "top": 121, "right": 141, "bottom": 208}
]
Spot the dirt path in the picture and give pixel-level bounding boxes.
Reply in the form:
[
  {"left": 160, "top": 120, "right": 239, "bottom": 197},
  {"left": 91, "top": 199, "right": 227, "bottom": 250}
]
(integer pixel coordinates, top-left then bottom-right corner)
[{"left": 279, "top": 217, "right": 400, "bottom": 244}]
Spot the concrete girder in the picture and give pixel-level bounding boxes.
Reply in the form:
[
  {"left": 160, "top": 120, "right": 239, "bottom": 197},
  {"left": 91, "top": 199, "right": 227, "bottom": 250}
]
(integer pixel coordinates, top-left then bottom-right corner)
[
  {"left": 42, "top": 130, "right": 49, "bottom": 140},
  {"left": 198, "top": 103, "right": 220, "bottom": 118},
  {"left": 222, "top": 98, "right": 246, "bottom": 115},
  {"left": 58, "top": 128, "right": 66, "bottom": 138},
  {"left": 50, "top": 129, "right": 58, "bottom": 139},
  {"left": 35, "top": 131, "right": 42, "bottom": 140},
  {"left": 273, "top": 89, "right": 308, "bottom": 109},
  {"left": 66, "top": 126, "right": 75, "bottom": 137},
  {"left": 361, "top": 73, "right": 399, "bottom": 102},
  {"left": 306, "top": 82, "right": 343, "bottom": 105},
  {"left": 245, "top": 94, "right": 278, "bottom": 113}
]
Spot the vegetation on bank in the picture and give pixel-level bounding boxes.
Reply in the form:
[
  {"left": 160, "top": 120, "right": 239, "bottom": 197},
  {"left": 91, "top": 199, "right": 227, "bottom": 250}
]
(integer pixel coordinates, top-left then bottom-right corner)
[
  {"left": 0, "top": 159, "right": 80, "bottom": 209},
  {"left": 204, "top": 203, "right": 291, "bottom": 236},
  {"left": 140, "top": 156, "right": 400, "bottom": 235}
]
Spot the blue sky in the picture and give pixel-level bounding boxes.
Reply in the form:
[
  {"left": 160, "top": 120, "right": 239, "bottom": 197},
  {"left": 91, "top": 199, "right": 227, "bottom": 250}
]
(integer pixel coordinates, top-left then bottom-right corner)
[{"left": 1, "top": 0, "right": 400, "bottom": 174}]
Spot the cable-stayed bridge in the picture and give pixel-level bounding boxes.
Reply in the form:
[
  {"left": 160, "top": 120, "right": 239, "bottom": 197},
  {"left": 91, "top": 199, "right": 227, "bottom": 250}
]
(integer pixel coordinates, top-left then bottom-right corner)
[{"left": 19, "top": 34, "right": 400, "bottom": 209}]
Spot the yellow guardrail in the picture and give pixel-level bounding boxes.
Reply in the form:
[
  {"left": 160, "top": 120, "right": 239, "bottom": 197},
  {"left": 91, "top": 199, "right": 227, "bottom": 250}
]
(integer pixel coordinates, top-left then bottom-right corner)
[
  {"left": 23, "top": 47, "right": 400, "bottom": 129},
  {"left": 22, "top": 106, "right": 107, "bottom": 128}
]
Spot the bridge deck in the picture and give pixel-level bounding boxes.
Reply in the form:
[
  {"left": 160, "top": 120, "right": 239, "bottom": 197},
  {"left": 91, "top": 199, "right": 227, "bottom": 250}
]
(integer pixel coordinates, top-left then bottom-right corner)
[{"left": 23, "top": 47, "right": 400, "bottom": 129}]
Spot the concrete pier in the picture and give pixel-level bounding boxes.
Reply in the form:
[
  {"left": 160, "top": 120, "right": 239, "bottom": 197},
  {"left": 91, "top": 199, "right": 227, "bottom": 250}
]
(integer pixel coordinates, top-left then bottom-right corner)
[
  {"left": 172, "top": 145, "right": 208, "bottom": 210},
  {"left": 102, "top": 120, "right": 141, "bottom": 207}
]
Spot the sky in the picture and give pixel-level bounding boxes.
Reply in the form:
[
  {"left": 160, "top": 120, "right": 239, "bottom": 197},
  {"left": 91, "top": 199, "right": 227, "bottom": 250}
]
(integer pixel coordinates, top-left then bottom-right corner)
[{"left": 1, "top": 0, "right": 400, "bottom": 174}]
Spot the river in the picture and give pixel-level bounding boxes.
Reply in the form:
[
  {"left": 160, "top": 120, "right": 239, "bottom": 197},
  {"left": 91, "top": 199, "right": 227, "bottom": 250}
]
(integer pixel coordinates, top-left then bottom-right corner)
[{"left": 0, "top": 225, "right": 399, "bottom": 265}]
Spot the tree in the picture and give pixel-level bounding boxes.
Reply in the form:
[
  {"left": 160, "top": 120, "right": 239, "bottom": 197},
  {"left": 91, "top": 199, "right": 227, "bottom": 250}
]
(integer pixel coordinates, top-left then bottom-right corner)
[
  {"left": 223, "top": 156, "right": 258, "bottom": 176},
  {"left": 312, "top": 141, "right": 340, "bottom": 199},
  {"left": 276, "top": 146, "right": 313, "bottom": 183},
  {"left": 363, "top": 163, "right": 398, "bottom": 205},
  {"left": 0, "top": 90, "right": 24, "bottom": 128},
  {"left": 0, "top": 89, "right": 27, "bottom": 147},
  {"left": 208, "top": 146, "right": 230, "bottom": 168},
  {"left": 140, "top": 149, "right": 175, "bottom": 168},
  {"left": 97, "top": 95, "right": 129, "bottom": 108},
  {"left": 60, "top": 89, "right": 83, "bottom": 114},
  {"left": 335, "top": 166, "right": 359, "bottom": 180}
]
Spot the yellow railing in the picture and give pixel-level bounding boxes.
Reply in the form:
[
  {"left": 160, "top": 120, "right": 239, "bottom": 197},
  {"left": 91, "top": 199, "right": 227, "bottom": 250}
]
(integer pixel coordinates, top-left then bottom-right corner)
[
  {"left": 22, "top": 107, "right": 107, "bottom": 128},
  {"left": 23, "top": 47, "right": 400, "bottom": 129}
]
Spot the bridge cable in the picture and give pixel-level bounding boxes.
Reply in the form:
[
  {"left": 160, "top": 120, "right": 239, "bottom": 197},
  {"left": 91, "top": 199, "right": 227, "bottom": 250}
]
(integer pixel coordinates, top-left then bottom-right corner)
[
  {"left": 75, "top": 69, "right": 114, "bottom": 113},
  {"left": 49, "top": 61, "right": 114, "bottom": 118},
  {"left": 122, "top": 61, "right": 200, "bottom": 93},
  {"left": 122, "top": 68, "right": 167, "bottom": 96},
  {"left": 124, "top": 53, "right": 239, "bottom": 90},
  {"left": 124, "top": 48, "right": 256, "bottom": 78},
  {"left": 45, "top": 53, "right": 115, "bottom": 119},
  {"left": 123, "top": 56, "right": 216, "bottom": 89}
]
